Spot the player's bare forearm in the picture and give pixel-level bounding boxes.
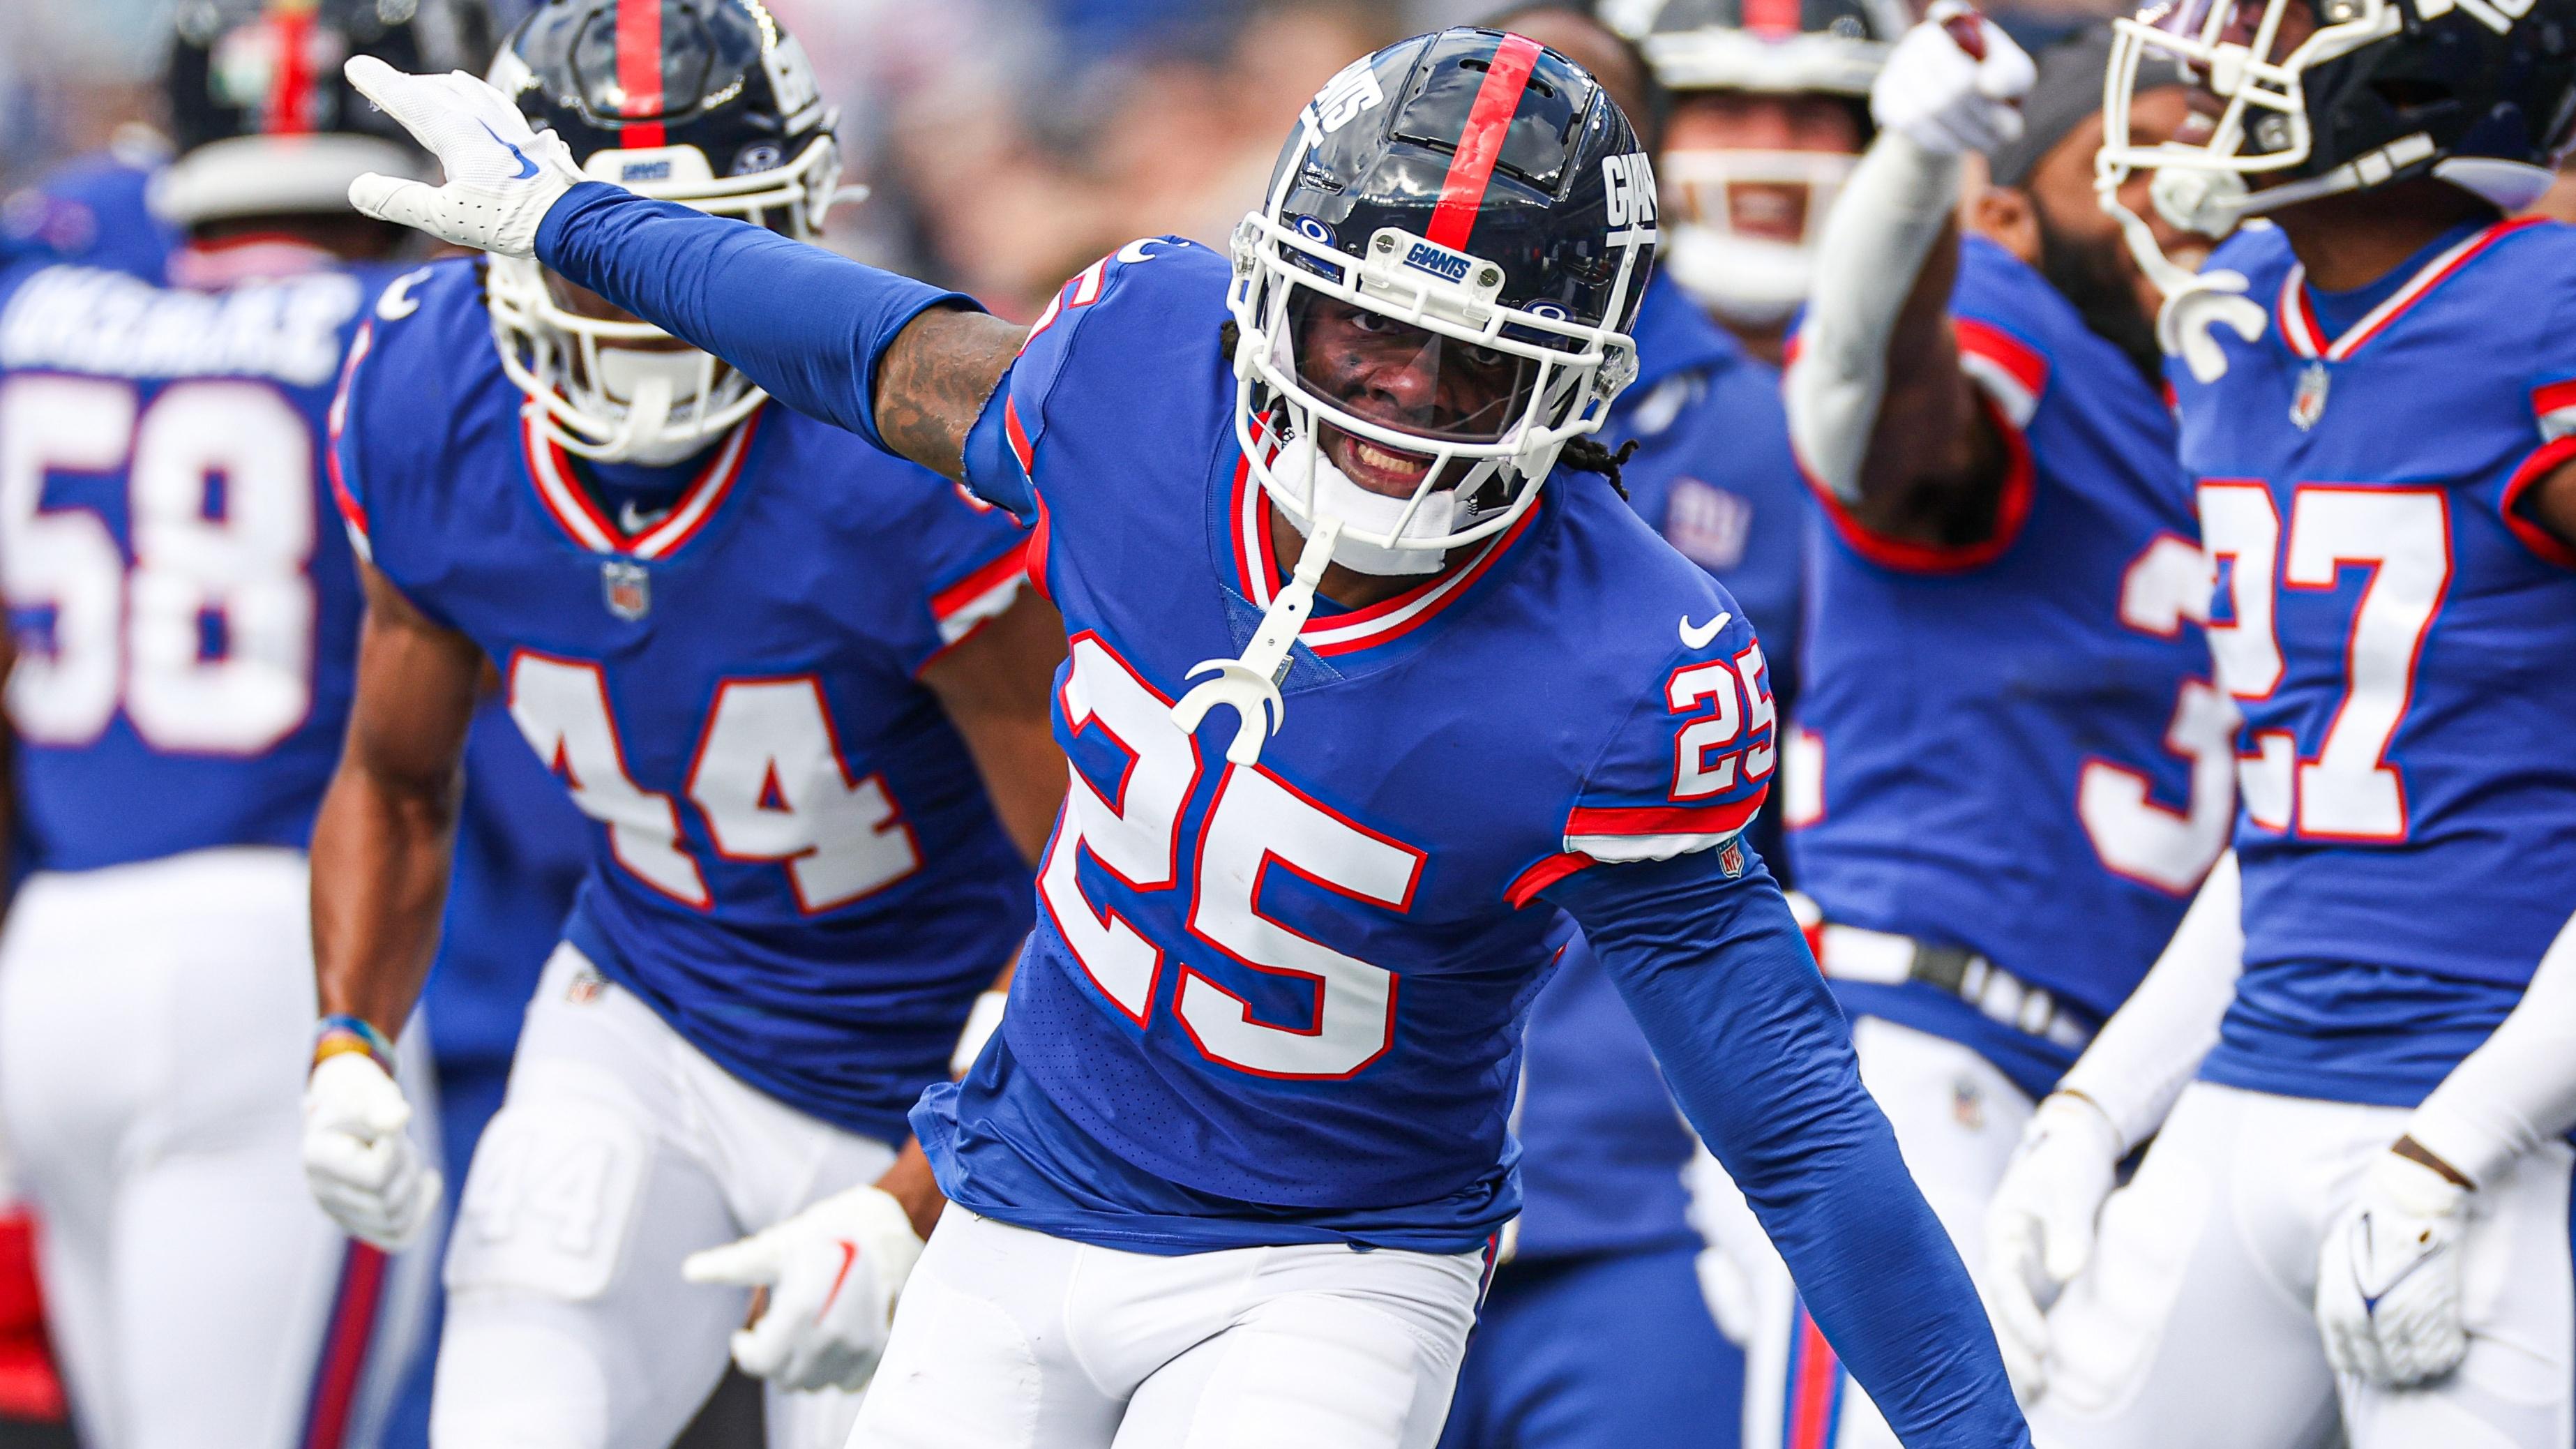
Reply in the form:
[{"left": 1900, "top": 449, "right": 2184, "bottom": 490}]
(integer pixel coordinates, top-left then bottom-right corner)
[
  {"left": 1846, "top": 219, "right": 2012, "bottom": 545},
  {"left": 920, "top": 587, "right": 1069, "bottom": 864},
  {"left": 874, "top": 1138, "right": 947, "bottom": 1241},
  {"left": 311, "top": 562, "right": 485, "bottom": 1039},
  {"left": 875, "top": 307, "right": 1029, "bottom": 481},
  {"left": 2517, "top": 454, "right": 2576, "bottom": 556}
]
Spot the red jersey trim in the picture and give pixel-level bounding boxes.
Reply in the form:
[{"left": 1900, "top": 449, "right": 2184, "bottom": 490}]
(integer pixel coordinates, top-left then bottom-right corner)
[
  {"left": 2500, "top": 435, "right": 2576, "bottom": 571},
  {"left": 2277, "top": 218, "right": 2543, "bottom": 362},
  {"left": 1952, "top": 317, "right": 2049, "bottom": 428},
  {"left": 1565, "top": 795, "right": 1765, "bottom": 839},
  {"left": 522, "top": 407, "right": 761, "bottom": 560},
  {"left": 324, "top": 320, "right": 375, "bottom": 548},
  {"left": 1798, "top": 389, "right": 2035, "bottom": 575},
  {"left": 1426, "top": 34, "right": 1544, "bottom": 252},
  {"left": 1504, "top": 850, "right": 1596, "bottom": 908},
  {"left": 930, "top": 540, "right": 1035, "bottom": 641},
  {"left": 1003, "top": 396, "right": 1035, "bottom": 475}
]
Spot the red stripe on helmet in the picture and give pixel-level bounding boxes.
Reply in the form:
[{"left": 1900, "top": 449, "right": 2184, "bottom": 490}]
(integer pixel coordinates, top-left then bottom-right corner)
[
  {"left": 1744, "top": 0, "right": 1804, "bottom": 36},
  {"left": 267, "top": 2, "right": 316, "bottom": 135},
  {"left": 1425, "top": 33, "right": 1545, "bottom": 252},
  {"left": 617, "top": 0, "right": 668, "bottom": 149}
]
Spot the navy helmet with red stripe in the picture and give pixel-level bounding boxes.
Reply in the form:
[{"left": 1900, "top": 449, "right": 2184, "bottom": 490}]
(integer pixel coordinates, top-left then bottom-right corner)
[
  {"left": 1228, "top": 27, "right": 1657, "bottom": 573},
  {"left": 485, "top": 0, "right": 845, "bottom": 464},
  {"left": 155, "top": 0, "right": 485, "bottom": 228}
]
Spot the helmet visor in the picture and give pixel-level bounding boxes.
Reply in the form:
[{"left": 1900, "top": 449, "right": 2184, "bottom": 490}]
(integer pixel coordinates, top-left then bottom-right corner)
[{"left": 1286, "top": 292, "right": 1542, "bottom": 446}]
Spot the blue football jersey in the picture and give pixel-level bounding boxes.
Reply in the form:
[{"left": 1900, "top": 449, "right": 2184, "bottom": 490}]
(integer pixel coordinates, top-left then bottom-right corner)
[
  {"left": 914, "top": 239, "right": 1778, "bottom": 1254},
  {"left": 1515, "top": 275, "right": 1806, "bottom": 1260},
  {"left": 331, "top": 259, "right": 1037, "bottom": 1143},
  {"left": 0, "top": 253, "right": 393, "bottom": 873},
  {"left": 1788, "top": 237, "right": 2229, "bottom": 1088},
  {"left": 2179, "top": 218, "right": 2576, "bottom": 1107}
]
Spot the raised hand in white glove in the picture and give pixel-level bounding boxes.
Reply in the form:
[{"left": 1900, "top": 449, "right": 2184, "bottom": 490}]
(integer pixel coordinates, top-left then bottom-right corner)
[
  {"left": 1980, "top": 1091, "right": 2121, "bottom": 1399},
  {"left": 303, "top": 1051, "right": 442, "bottom": 1251},
  {"left": 2316, "top": 1148, "right": 2472, "bottom": 1388},
  {"left": 1871, "top": 1, "right": 2038, "bottom": 159},
  {"left": 682, "top": 1183, "right": 926, "bottom": 1392},
  {"left": 341, "top": 55, "right": 585, "bottom": 258}
]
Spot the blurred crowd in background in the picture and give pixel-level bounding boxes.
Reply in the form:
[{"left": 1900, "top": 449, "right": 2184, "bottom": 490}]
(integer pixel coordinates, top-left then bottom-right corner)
[{"left": 1, "top": 0, "right": 2144, "bottom": 321}]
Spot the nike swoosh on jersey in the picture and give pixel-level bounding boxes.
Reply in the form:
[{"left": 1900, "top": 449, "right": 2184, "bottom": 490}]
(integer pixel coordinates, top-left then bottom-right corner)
[
  {"left": 1679, "top": 612, "right": 1733, "bottom": 650},
  {"left": 480, "top": 122, "right": 541, "bottom": 181}
]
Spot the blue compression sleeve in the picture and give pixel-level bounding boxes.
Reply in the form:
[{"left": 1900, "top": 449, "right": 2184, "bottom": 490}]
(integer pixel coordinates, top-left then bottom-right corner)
[
  {"left": 1545, "top": 852, "right": 2031, "bottom": 1449},
  {"left": 535, "top": 182, "right": 977, "bottom": 455}
]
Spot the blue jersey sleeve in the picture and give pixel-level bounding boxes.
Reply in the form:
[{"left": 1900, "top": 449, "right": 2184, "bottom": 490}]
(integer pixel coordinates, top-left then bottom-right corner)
[
  {"left": 535, "top": 183, "right": 976, "bottom": 456},
  {"left": 1543, "top": 851, "right": 2031, "bottom": 1449},
  {"left": 961, "top": 239, "right": 1232, "bottom": 527},
  {"left": 1552, "top": 598, "right": 1777, "bottom": 876},
  {"left": 327, "top": 262, "right": 469, "bottom": 631},
  {"left": 891, "top": 483, "right": 1036, "bottom": 676}
]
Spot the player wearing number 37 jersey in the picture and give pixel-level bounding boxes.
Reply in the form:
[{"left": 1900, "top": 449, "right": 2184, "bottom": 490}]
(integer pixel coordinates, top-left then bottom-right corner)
[{"left": 339, "top": 25, "right": 2031, "bottom": 1449}]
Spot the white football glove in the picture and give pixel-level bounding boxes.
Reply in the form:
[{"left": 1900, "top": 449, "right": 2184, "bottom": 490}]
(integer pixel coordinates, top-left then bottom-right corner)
[
  {"left": 2316, "top": 1151, "right": 2471, "bottom": 1388},
  {"left": 681, "top": 1183, "right": 926, "bottom": 1392},
  {"left": 341, "top": 55, "right": 585, "bottom": 259},
  {"left": 302, "top": 1052, "right": 442, "bottom": 1251},
  {"left": 1871, "top": 2, "right": 2038, "bottom": 159},
  {"left": 1980, "top": 1092, "right": 2122, "bottom": 1399}
]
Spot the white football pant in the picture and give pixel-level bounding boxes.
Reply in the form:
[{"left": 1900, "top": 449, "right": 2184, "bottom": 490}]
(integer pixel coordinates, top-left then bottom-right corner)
[
  {"left": 0, "top": 847, "right": 437, "bottom": 1449},
  {"left": 1741, "top": 1015, "right": 2034, "bottom": 1449},
  {"left": 430, "top": 944, "right": 896, "bottom": 1449},
  {"left": 849, "top": 1206, "right": 1488, "bottom": 1449},
  {"left": 2030, "top": 1081, "right": 2574, "bottom": 1449}
]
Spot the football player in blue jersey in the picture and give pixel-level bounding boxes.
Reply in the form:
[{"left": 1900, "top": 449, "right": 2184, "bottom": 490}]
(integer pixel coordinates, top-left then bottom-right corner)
[
  {"left": 1430, "top": 10, "right": 1794, "bottom": 1448},
  {"left": 1625, "top": 0, "right": 1908, "bottom": 369},
  {"left": 0, "top": 3, "right": 471, "bottom": 1446},
  {"left": 1770, "top": 10, "right": 2237, "bottom": 1444},
  {"left": 336, "top": 26, "right": 2035, "bottom": 1449},
  {"left": 1962, "top": 0, "right": 2576, "bottom": 1441},
  {"left": 299, "top": 3, "right": 1068, "bottom": 1446}
]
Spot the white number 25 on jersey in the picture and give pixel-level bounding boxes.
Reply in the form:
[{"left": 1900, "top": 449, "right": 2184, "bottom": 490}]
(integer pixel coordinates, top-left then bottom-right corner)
[
  {"left": 2, "top": 375, "right": 317, "bottom": 753},
  {"left": 1039, "top": 633, "right": 1425, "bottom": 1080}
]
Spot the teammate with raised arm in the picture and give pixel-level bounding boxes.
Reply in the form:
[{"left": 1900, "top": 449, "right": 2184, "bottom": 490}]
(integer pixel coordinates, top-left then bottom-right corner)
[
  {"left": 1974, "top": 0, "right": 2576, "bottom": 1441},
  {"left": 0, "top": 3, "right": 475, "bottom": 1444},
  {"left": 301, "top": 4, "right": 1065, "bottom": 1445},
  {"left": 1770, "top": 11, "right": 2233, "bottom": 1443},
  {"left": 338, "top": 29, "right": 2032, "bottom": 1448}
]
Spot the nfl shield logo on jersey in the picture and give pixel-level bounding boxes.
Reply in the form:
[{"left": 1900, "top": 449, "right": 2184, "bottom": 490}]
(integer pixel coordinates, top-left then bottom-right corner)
[
  {"left": 601, "top": 560, "right": 651, "bottom": 620},
  {"left": 2291, "top": 362, "right": 2330, "bottom": 431}
]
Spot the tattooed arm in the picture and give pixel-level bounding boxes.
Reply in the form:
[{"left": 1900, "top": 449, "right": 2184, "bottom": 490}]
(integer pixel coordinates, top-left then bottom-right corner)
[{"left": 534, "top": 183, "right": 1027, "bottom": 481}]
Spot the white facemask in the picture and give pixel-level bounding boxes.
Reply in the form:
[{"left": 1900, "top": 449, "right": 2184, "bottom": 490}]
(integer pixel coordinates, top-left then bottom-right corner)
[{"left": 1664, "top": 223, "right": 1813, "bottom": 327}]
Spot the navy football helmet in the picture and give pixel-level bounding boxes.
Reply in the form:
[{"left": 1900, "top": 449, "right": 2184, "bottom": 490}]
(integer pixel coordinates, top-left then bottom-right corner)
[
  {"left": 1228, "top": 27, "right": 1656, "bottom": 574},
  {"left": 486, "top": 0, "right": 843, "bottom": 463},
  {"left": 155, "top": 0, "right": 481, "bottom": 228},
  {"left": 2102, "top": 0, "right": 2576, "bottom": 230}
]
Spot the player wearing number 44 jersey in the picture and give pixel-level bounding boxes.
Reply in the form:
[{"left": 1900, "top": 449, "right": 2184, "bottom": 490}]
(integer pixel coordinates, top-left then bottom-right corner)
[
  {"left": 1977, "top": 0, "right": 2576, "bottom": 1443},
  {"left": 341, "top": 23, "right": 2033, "bottom": 1449},
  {"left": 0, "top": 4, "right": 476, "bottom": 1446},
  {"left": 303, "top": 5, "right": 1067, "bottom": 1448}
]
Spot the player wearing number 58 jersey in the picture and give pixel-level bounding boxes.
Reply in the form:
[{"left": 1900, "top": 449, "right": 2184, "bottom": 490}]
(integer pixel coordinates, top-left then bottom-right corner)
[
  {"left": 305, "top": 5, "right": 1067, "bottom": 1447},
  {"left": 0, "top": 3, "right": 476, "bottom": 1446},
  {"left": 337, "top": 24, "right": 2032, "bottom": 1449}
]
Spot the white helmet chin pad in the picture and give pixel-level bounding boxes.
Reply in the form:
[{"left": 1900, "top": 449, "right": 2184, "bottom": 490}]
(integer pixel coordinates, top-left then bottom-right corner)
[
  {"left": 1274, "top": 432, "right": 1459, "bottom": 576},
  {"left": 1664, "top": 225, "right": 1812, "bottom": 326}
]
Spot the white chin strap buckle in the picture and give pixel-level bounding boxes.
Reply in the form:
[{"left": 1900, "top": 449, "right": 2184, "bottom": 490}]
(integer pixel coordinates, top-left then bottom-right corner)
[{"left": 1171, "top": 516, "right": 1342, "bottom": 767}]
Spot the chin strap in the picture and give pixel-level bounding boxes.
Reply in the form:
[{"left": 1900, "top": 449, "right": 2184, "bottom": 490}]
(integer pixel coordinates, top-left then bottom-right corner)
[
  {"left": 2104, "top": 188, "right": 2267, "bottom": 384},
  {"left": 1171, "top": 514, "right": 1343, "bottom": 767}
]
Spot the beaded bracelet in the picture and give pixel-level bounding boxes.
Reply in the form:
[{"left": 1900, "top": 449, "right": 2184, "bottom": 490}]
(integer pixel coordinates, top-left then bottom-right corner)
[{"left": 312, "top": 1014, "right": 396, "bottom": 1074}]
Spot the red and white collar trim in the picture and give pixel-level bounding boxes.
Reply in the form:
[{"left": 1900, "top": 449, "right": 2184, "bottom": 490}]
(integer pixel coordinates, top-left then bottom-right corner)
[
  {"left": 522, "top": 406, "right": 762, "bottom": 559},
  {"left": 1226, "top": 451, "right": 1538, "bottom": 659},
  {"left": 2276, "top": 218, "right": 2540, "bottom": 363}
]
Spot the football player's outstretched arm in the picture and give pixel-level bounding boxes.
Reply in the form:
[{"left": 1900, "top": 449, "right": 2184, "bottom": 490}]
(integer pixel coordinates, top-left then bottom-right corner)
[
  {"left": 1784, "top": 6, "right": 2033, "bottom": 542},
  {"left": 917, "top": 587, "right": 1069, "bottom": 864},
  {"left": 311, "top": 560, "right": 485, "bottom": 1036},
  {"left": 1544, "top": 852, "right": 2033, "bottom": 1449},
  {"left": 341, "top": 57, "right": 1028, "bottom": 488}
]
